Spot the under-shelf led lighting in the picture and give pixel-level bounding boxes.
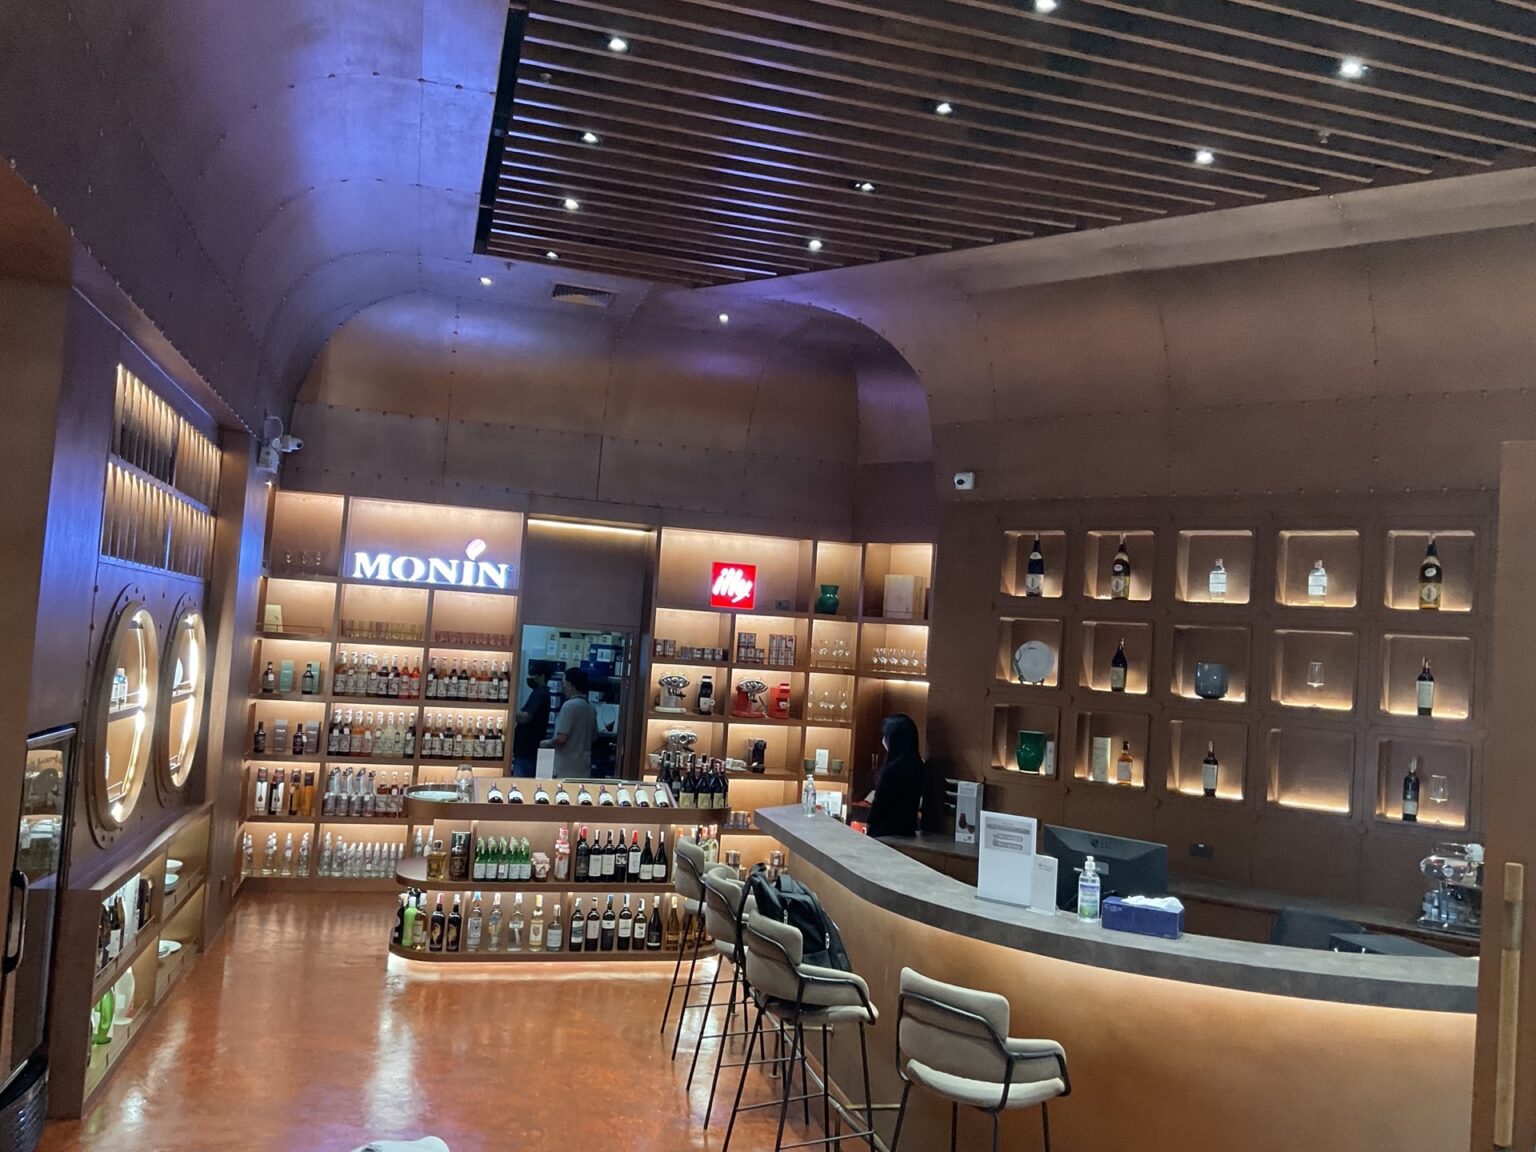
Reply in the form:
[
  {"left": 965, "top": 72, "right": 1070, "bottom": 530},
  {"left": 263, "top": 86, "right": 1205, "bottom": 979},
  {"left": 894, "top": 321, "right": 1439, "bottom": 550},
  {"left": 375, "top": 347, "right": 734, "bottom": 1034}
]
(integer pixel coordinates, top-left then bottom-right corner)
[
  {"left": 1194, "top": 149, "right": 1215, "bottom": 166},
  {"left": 807, "top": 238, "right": 824, "bottom": 252},
  {"left": 608, "top": 36, "right": 629, "bottom": 53},
  {"left": 854, "top": 180, "right": 876, "bottom": 193},
  {"left": 563, "top": 197, "right": 581, "bottom": 211},
  {"left": 581, "top": 131, "right": 600, "bottom": 145},
  {"left": 479, "top": 275, "right": 493, "bottom": 286},
  {"left": 718, "top": 313, "right": 730, "bottom": 324},
  {"left": 1338, "top": 57, "right": 1367, "bottom": 79},
  {"left": 545, "top": 250, "right": 559, "bottom": 260},
  {"left": 1035, "top": 0, "right": 1059, "bottom": 11},
  {"left": 934, "top": 100, "right": 954, "bottom": 116},
  {"left": 529, "top": 517, "right": 651, "bottom": 538}
]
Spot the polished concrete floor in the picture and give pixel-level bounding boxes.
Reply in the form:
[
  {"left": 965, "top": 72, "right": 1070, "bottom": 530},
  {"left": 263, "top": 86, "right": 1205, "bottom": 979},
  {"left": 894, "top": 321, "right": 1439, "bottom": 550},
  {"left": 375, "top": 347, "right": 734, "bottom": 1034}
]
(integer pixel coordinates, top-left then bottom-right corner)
[{"left": 41, "top": 893, "right": 824, "bottom": 1152}]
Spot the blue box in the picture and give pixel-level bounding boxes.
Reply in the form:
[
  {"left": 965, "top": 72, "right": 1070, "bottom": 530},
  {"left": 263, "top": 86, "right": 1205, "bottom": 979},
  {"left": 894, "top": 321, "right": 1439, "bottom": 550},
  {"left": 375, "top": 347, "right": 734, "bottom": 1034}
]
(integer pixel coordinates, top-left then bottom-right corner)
[{"left": 1101, "top": 897, "right": 1184, "bottom": 940}]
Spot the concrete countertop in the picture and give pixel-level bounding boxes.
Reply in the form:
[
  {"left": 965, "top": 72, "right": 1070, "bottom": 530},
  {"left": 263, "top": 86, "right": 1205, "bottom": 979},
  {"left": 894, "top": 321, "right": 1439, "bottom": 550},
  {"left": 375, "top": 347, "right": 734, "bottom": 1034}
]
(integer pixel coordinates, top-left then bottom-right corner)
[{"left": 759, "top": 806, "right": 1477, "bottom": 1013}]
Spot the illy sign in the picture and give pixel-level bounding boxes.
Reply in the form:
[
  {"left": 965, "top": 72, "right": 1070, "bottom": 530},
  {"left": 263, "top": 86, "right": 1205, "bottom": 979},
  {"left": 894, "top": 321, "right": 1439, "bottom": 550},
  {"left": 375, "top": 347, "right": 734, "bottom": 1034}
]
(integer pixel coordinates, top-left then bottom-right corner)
[
  {"left": 710, "top": 562, "right": 757, "bottom": 609},
  {"left": 352, "top": 538, "right": 513, "bottom": 590}
]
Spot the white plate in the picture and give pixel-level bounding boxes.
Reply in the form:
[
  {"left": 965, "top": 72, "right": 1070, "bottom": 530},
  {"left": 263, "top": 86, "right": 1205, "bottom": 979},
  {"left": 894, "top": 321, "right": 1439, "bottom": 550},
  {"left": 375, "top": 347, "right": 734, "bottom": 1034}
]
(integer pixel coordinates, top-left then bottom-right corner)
[
  {"left": 158, "top": 940, "right": 182, "bottom": 959},
  {"left": 414, "top": 790, "right": 460, "bottom": 803},
  {"left": 165, "top": 858, "right": 184, "bottom": 874},
  {"left": 1012, "top": 640, "right": 1055, "bottom": 685}
]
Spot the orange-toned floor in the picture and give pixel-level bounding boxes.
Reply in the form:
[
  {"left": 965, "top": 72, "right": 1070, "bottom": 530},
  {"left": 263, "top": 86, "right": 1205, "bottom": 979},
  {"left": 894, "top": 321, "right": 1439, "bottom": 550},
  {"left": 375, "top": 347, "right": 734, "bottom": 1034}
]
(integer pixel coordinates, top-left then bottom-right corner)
[{"left": 40, "top": 893, "right": 826, "bottom": 1152}]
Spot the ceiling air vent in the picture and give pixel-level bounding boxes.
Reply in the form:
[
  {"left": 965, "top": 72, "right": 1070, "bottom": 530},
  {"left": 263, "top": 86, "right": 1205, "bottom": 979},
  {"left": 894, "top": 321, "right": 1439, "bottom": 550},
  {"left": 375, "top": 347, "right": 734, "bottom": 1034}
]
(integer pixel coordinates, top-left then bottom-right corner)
[{"left": 551, "top": 283, "right": 614, "bottom": 308}]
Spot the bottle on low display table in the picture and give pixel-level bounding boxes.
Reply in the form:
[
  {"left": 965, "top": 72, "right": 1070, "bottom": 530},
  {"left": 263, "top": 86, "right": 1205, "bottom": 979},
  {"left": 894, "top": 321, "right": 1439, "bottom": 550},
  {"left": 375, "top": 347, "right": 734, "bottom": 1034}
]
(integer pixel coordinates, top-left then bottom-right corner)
[
  {"left": 1116, "top": 741, "right": 1134, "bottom": 786},
  {"left": 1025, "top": 535, "right": 1045, "bottom": 596},
  {"left": 1208, "top": 558, "right": 1227, "bottom": 600},
  {"left": 1402, "top": 757, "right": 1421, "bottom": 823},
  {"left": 1307, "top": 560, "right": 1328, "bottom": 602},
  {"left": 1110, "top": 536, "right": 1131, "bottom": 600},
  {"left": 1077, "top": 857, "right": 1101, "bottom": 922},
  {"left": 1419, "top": 537, "right": 1442, "bottom": 610},
  {"left": 1417, "top": 659, "right": 1436, "bottom": 716},
  {"left": 1201, "top": 743, "right": 1220, "bottom": 797},
  {"left": 1109, "top": 639, "right": 1128, "bottom": 692}
]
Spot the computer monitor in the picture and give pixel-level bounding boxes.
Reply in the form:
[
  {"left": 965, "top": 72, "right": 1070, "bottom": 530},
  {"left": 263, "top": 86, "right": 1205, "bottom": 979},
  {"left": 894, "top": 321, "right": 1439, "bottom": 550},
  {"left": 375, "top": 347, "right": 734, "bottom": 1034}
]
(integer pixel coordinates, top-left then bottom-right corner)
[{"left": 1040, "top": 825, "right": 1169, "bottom": 911}]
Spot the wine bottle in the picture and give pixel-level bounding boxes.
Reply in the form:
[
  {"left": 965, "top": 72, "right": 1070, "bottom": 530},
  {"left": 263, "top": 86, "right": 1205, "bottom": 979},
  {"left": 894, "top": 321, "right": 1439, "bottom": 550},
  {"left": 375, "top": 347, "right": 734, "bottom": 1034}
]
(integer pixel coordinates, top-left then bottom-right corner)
[
  {"left": 1025, "top": 534, "right": 1044, "bottom": 596},
  {"left": 655, "top": 836, "right": 669, "bottom": 883},
  {"left": 627, "top": 831, "right": 642, "bottom": 880},
  {"left": 1109, "top": 639, "right": 1128, "bottom": 693},
  {"left": 603, "top": 831, "right": 618, "bottom": 879},
  {"left": 446, "top": 896, "right": 463, "bottom": 953},
  {"left": 543, "top": 899, "right": 559, "bottom": 951},
  {"left": 575, "top": 826, "right": 590, "bottom": 882},
  {"left": 600, "top": 896, "right": 617, "bottom": 951},
  {"left": 1402, "top": 757, "right": 1421, "bottom": 823},
  {"left": 646, "top": 898, "right": 663, "bottom": 950},
  {"left": 1418, "top": 537, "right": 1442, "bottom": 610},
  {"left": 1417, "top": 659, "right": 1435, "bottom": 717},
  {"left": 568, "top": 898, "right": 585, "bottom": 952},
  {"left": 639, "top": 833, "right": 655, "bottom": 882},
  {"left": 618, "top": 895, "right": 634, "bottom": 951},
  {"left": 1201, "top": 742, "right": 1219, "bottom": 798},
  {"left": 663, "top": 895, "right": 682, "bottom": 949},
  {"left": 1110, "top": 536, "right": 1131, "bottom": 600},
  {"left": 584, "top": 900, "right": 600, "bottom": 952}
]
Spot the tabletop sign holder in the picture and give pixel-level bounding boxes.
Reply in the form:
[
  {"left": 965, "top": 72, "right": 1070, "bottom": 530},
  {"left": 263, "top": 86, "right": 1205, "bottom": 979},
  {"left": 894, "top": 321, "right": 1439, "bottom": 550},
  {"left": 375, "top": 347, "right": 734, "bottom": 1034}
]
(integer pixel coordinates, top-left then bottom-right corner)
[{"left": 977, "top": 809, "right": 1037, "bottom": 910}]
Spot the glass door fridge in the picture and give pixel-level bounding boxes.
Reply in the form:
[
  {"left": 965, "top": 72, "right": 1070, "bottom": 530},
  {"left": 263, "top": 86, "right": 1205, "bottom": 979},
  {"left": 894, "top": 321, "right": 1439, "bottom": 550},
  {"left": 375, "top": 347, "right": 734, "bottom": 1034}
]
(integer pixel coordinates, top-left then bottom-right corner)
[{"left": 0, "top": 726, "right": 75, "bottom": 1150}]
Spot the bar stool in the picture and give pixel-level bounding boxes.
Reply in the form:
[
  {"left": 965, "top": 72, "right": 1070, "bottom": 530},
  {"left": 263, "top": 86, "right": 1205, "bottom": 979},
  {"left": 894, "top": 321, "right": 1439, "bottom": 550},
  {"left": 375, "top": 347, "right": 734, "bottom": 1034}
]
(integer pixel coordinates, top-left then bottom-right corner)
[
  {"left": 661, "top": 838, "right": 713, "bottom": 1059},
  {"left": 890, "top": 968, "right": 1071, "bottom": 1152},
  {"left": 724, "top": 908, "right": 880, "bottom": 1152},
  {"left": 690, "top": 869, "right": 749, "bottom": 1100}
]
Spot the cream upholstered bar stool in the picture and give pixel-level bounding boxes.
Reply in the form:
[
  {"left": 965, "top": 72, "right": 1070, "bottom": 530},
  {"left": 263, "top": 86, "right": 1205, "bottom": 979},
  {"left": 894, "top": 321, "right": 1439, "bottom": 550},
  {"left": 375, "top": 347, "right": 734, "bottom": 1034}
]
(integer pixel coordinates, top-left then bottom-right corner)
[
  {"left": 891, "top": 968, "right": 1071, "bottom": 1152},
  {"left": 723, "top": 908, "right": 880, "bottom": 1152},
  {"left": 661, "top": 837, "right": 715, "bottom": 1059},
  {"left": 691, "top": 868, "right": 750, "bottom": 1105}
]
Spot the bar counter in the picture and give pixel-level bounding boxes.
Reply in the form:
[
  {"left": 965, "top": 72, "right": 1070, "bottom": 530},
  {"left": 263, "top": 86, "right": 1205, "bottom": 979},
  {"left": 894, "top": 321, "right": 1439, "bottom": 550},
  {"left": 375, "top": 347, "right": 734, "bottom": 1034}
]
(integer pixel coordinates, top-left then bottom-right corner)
[{"left": 755, "top": 806, "right": 1475, "bottom": 1152}]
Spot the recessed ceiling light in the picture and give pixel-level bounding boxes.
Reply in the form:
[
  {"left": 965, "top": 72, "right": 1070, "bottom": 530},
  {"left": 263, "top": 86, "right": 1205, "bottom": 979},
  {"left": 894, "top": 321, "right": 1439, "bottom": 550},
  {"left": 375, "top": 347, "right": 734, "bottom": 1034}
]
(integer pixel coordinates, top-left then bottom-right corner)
[
  {"left": 1338, "top": 56, "right": 1367, "bottom": 79},
  {"left": 581, "top": 131, "right": 600, "bottom": 145},
  {"left": 807, "top": 238, "right": 824, "bottom": 252},
  {"left": 545, "top": 250, "right": 559, "bottom": 260},
  {"left": 1194, "top": 149, "right": 1215, "bottom": 166},
  {"left": 479, "top": 275, "right": 493, "bottom": 286},
  {"left": 718, "top": 313, "right": 730, "bottom": 324},
  {"left": 934, "top": 101, "right": 954, "bottom": 116},
  {"left": 608, "top": 36, "right": 629, "bottom": 53},
  {"left": 563, "top": 197, "right": 580, "bottom": 211},
  {"left": 854, "top": 180, "right": 876, "bottom": 193},
  {"left": 1034, "top": 0, "right": 1059, "bottom": 12}
]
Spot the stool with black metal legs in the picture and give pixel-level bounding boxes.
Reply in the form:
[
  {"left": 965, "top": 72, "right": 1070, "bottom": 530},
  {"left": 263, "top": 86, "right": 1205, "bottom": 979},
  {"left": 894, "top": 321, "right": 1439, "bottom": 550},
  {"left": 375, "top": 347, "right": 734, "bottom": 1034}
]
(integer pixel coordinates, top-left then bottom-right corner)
[
  {"left": 890, "top": 968, "right": 1070, "bottom": 1152},
  {"left": 723, "top": 908, "right": 881, "bottom": 1152},
  {"left": 661, "top": 838, "right": 714, "bottom": 1059},
  {"left": 690, "top": 868, "right": 750, "bottom": 1107}
]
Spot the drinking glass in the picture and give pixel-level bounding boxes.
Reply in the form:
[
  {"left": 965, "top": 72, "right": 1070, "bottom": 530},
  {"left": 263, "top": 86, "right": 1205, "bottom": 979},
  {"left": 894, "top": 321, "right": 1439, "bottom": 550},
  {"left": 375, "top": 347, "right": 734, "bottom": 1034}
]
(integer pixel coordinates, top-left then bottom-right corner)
[
  {"left": 1429, "top": 775, "right": 1450, "bottom": 806},
  {"left": 1306, "top": 661, "right": 1325, "bottom": 690}
]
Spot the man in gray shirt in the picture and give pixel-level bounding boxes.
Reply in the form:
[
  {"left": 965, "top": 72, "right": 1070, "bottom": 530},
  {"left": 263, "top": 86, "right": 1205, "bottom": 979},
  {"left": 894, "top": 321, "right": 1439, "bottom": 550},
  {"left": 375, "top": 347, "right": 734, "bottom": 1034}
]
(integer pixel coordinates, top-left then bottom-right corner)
[{"left": 545, "top": 666, "right": 596, "bottom": 779}]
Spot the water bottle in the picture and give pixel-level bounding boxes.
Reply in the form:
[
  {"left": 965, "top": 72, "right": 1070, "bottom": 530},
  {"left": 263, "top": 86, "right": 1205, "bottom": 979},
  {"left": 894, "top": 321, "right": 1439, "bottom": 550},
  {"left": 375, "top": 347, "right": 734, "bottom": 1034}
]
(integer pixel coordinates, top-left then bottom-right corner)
[
  {"left": 801, "top": 776, "right": 818, "bottom": 816},
  {"left": 1077, "top": 856, "right": 1101, "bottom": 922}
]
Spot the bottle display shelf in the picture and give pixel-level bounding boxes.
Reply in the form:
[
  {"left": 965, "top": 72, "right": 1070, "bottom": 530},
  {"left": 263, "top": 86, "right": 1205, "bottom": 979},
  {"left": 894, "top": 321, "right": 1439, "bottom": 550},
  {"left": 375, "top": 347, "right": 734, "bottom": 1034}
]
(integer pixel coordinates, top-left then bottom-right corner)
[
  {"left": 256, "top": 628, "right": 337, "bottom": 642},
  {"left": 395, "top": 858, "right": 678, "bottom": 894},
  {"left": 388, "top": 943, "right": 672, "bottom": 964},
  {"left": 403, "top": 786, "right": 728, "bottom": 824},
  {"left": 91, "top": 920, "right": 160, "bottom": 1005}
]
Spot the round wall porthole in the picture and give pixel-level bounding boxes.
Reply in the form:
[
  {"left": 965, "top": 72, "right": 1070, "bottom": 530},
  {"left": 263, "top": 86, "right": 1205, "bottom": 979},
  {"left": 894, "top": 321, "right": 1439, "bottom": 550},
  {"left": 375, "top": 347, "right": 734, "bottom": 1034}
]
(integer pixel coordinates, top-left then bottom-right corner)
[
  {"left": 88, "top": 600, "right": 161, "bottom": 836},
  {"left": 158, "top": 605, "right": 207, "bottom": 793}
]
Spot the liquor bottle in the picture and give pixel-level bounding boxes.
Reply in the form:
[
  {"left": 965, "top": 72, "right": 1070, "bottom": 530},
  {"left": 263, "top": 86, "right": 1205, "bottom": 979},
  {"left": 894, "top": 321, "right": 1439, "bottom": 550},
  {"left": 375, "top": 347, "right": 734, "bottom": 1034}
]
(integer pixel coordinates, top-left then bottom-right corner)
[
  {"left": 1201, "top": 742, "right": 1219, "bottom": 798},
  {"left": 1419, "top": 537, "right": 1442, "bottom": 610},
  {"left": 697, "top": 675, "right": 714, "bottom": 716},
  {"left": 618, "top": 895, "right": 634, "bottom": 951},
  {"left": 1208, "top": 558, "right": 1227, "bottom": 601},
  {"left": 1110, "top": 639, "right": 1128, "bottom": 693},
  {"left": 392, "top": 894, "right": 408, "bottom": 946},
  {"left": 627, "top": 831, "right": 642, "bottom": 880},
  {"left": 1307, "top": 560, "right": 1328, "bottom": 602},
  {"left": 301, "top": 663, "right": 317, "bottom": 695},
  {"left": 253, "top": 721, "right": 266, "bottom": 755},
  {"left": 584, "top": 900, "right": 600, "bottom": 952},
  {"left": 1025, "top": 534, "right": 1045, "bottom": 596},
  {"left": 639, "top": 832, "right": 655, "bottom": 882},
  {"left": 544, "top": 900, "right": 561, "bottom": 951},
  {"left": 600, "top": 896, "right": 617, "bottom": 951},
  {"left": 466, "top": 895, "right": 484, "bottom": 952},
  {"left": 297, "top": 832, "right": 311, "bottom": 876},
  {"left": 575, "top": 826, "right": 590, "bottom": 882},
  {"left": 252, "top": 766, "right": 270, "bottom": 815},
  {"left": 529, "top": 895, "right": 546, "bottom": 950},
  {"left": 288, "top": 770, "right": 301, "bottom": 816},
  {"left": 663, "top": 895, "right": 682, "bottom": 949},
  {"left": 262, "top": 661, "right": 276, "bottom": 694},
  {"left": 108, "top": 895, "right": 124, "bottom": 960},
  {"left": 1417, "top": 659, "right": 1435, "bottom": 717},
  {"left": 428, "top": 895, "right": 446, "bottom": 952},
  {"left": 1110, "top": 536, "right": 1131, "bottom": 600},
  {"left": 280, "top": 832, "right": 295, "bottom": 876},
  {"left": 503, "top": 894, "right": 520, "bottom": 952},
  {"left": 487, "top": 893, "right": 505, "bottom": 952},
  {"left": 268, "top": 768, "right": 285, "bottom": 816},
  {"left": 646, "top": 898, "right": 663, "bottom": 950},
  {"left": 241, "top": 832, "right": 254, "bottom": 877},
  {"left": 495, "top": 837, "right": 511, "bottom": 882},
  {"left": 399, "top": 893, "right": 416, "bottom": 950},
  {"left": 1402, "top": 756, "right": 1421, "bottom": 823},
  {"left": 412, "top": 892, "right": 428, "bottom": 949},
  {"left": 1116, "top": 740, "right": 1134, "bottom": 786},
  {"left": 568, "top": 898, "right": 585, "bottom": 952},
  {"left": 446, "top": 896, "right": 464, "bottom": 952}
]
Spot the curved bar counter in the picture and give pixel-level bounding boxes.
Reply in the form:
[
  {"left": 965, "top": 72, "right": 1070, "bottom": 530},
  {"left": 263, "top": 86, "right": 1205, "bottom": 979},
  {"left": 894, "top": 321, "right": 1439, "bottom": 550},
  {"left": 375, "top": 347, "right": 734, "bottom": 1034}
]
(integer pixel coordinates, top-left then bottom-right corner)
[{"left": 755, "top": 806, "right": 1475, "bottom": 1152}]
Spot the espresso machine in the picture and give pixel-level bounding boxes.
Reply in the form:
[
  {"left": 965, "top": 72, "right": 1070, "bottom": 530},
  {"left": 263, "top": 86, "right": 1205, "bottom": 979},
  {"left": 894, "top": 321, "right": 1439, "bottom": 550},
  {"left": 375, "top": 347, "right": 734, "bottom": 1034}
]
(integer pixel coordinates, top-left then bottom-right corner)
[{"left": 1418, "top": 842, "right": 1484, "bottom": 938}]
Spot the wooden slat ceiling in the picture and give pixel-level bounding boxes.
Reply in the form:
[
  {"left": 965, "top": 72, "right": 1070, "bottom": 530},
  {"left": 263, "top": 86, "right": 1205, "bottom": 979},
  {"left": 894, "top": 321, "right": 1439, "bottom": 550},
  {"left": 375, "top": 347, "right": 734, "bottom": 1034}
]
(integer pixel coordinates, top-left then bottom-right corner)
[{"left": 475, "top": 0, "right": 1536, "bottom": 287}]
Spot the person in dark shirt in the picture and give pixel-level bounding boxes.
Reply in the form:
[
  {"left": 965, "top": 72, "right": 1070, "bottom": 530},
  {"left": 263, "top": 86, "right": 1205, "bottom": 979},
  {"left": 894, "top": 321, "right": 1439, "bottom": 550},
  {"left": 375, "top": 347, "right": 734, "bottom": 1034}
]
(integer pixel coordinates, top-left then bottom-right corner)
[
  {"left": 512, "top": 670, "right": 551, "bottom": 777},
  {"left": 866, "top": 713, "right": 945, "bottom": 838}
]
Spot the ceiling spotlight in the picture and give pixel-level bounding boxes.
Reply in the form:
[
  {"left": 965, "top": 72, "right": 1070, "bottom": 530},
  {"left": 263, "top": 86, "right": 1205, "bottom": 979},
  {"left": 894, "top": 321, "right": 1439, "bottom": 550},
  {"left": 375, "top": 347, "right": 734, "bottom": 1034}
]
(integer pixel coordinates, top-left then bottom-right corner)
[
  {"left": 1194, "top": 148, "right": 1215, "bottom": 166},
  {"left": 1338, "top": 56, "right": 1367, "bottom": 79},
  {"left": 581, "top": 131, "right": 600, "bottom": 145},
  {"left": 608, "top": 36, "right": 629, "bottom": 52},
  {"left": 563, "top": 197, "right": 580, "bottom": 211},
  {"left": 479, "top": 275, "right": 493, "bottom": 286},
  {"left": 807, "top": 238, "right": 824, "bottom": 252},
  {"left": 545, "top": 250, "right": 559, "bottom": 260},
  {"left": 854, "top": 180, "right": 876, "bottom": 193},
  {"left": 1034, "top": 0, "right": 1059, "bottom": 11},
  {"left": 718, "top": 313, "right": 730, "bottom": 325},
  {"left": 934, "top": 100, "right": 954, "bottom": 116}
]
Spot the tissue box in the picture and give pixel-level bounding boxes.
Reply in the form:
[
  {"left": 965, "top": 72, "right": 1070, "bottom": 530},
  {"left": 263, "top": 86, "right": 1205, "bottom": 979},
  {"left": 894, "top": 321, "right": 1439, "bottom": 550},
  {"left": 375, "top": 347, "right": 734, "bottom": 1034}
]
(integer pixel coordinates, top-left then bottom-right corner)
[{"left": 1101, "top": 897, "right": 1184, "bottom": 940}]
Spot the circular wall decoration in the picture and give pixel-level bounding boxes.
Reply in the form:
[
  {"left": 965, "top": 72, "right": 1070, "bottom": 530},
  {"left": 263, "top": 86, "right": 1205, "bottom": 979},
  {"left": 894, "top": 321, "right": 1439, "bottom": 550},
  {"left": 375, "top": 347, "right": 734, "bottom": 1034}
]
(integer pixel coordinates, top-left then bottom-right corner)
[
  {"left": 157, "top": 603, "right": 207, "bottom": 793},
  {"left": 87, "top": 598, "right": 161, "bottom": 838}
]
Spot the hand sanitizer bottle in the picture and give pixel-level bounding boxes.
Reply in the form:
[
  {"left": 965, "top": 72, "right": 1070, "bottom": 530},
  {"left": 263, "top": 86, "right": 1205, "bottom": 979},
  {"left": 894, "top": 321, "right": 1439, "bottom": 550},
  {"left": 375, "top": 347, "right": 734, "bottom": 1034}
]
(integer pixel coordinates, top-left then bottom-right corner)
[{"left": 1077, "top": 856, "right": 1101, "bottom": 922}]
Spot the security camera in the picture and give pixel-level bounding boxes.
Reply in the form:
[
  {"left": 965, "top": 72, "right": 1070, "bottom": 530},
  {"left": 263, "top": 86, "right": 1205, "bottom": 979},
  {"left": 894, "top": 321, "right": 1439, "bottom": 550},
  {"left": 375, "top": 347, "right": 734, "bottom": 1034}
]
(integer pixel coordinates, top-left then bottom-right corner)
[
  {"left": 273, "top": 434, "right": 304, "bottom": 454},
  {"left": 953, "top": 471, "right": 976, "bottom": 491}
]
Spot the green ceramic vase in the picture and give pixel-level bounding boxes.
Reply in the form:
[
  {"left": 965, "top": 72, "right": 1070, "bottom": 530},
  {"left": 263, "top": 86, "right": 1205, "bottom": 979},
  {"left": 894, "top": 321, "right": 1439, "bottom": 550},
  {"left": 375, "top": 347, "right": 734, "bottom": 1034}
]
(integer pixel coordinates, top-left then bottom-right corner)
[
  {"left": 815, "top": 584, "right": 840, "bottom": 615},
  {"left": 1015, "top": 730, "right": 1047, "bottom": 774}
]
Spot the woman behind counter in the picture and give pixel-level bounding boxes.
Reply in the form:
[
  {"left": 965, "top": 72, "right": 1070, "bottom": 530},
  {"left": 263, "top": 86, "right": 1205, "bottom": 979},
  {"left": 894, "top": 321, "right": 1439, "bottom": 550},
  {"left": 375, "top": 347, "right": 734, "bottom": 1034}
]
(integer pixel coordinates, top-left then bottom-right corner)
[{"left": 866, "top": 713, "right": 947, "bottom": 838}]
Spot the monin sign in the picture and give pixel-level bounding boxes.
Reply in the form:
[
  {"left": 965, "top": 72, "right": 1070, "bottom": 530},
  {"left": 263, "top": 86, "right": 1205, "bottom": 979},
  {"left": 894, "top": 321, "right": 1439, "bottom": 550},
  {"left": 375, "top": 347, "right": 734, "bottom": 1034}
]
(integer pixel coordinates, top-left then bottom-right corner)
[{"left": 351, "top": 538, "right": 513, "bottom": 590}]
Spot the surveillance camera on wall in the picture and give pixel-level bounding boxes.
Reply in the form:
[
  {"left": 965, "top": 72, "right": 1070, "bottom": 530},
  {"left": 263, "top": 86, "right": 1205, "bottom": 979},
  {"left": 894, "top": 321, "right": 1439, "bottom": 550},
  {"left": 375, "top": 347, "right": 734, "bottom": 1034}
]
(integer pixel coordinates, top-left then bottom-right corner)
[
  {"left": 273, "top": 434, "right": 304, "bottom": 454},
  {"left": 953, "top": 471, "right": 976, "bottom": 491}
]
